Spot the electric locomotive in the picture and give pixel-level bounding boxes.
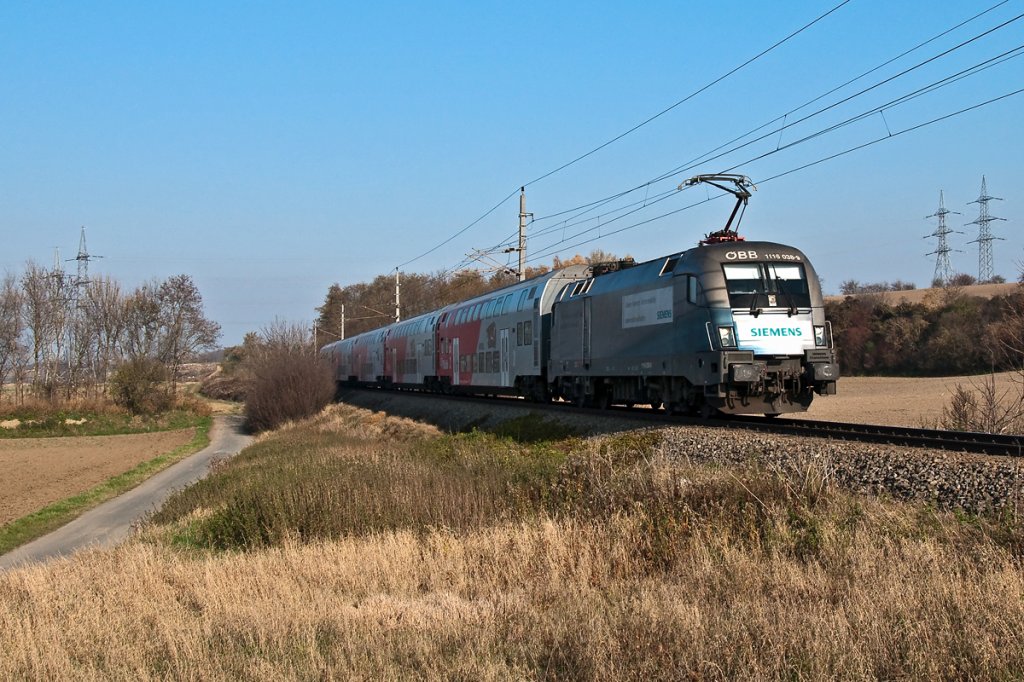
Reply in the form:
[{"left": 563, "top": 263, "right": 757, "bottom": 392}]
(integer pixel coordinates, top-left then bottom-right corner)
[{"left": 547, "top": 175, "right": 838, "bottom": 416}]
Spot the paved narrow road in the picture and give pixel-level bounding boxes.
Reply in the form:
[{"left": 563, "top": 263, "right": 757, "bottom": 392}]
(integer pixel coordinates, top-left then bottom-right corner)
[{"left": 0, "top": 415, "right": 252, "bottom": 571}]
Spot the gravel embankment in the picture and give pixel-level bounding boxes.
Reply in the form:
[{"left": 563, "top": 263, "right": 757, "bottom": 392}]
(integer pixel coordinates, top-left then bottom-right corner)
[{"left": 340, "top": 391, "right": 1024, "bottom": 515}]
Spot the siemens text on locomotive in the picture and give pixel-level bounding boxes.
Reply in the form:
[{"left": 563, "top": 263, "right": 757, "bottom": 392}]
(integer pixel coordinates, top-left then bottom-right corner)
[{"left": 322, "top": 176, "right": 839, "bottom": 417}]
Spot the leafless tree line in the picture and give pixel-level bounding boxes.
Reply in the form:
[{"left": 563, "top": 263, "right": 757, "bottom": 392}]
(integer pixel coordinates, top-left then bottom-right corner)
[{"left": 0, "top": 264, "right": 220, "bottom": 404}]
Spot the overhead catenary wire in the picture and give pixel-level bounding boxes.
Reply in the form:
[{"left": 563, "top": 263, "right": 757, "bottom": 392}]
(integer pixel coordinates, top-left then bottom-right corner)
[
  {"left": 524, "top": 3, "right": 1022, "bottom": 234},
  {"left": 510, "top": 35, "right": 1024, "bottom": 261},
  {"left": 395, "top": 0, "right": 854, "bottom": 271},
  {"left": 523, "top": 87, "right": 1024, "bottom": 265},
  {"left": 511, "top": 46, "right": 1024, "bottom": 263}
]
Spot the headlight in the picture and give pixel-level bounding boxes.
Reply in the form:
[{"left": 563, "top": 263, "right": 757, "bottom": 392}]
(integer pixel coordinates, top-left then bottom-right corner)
[
  {"left": 814, "top": 325, "right": 826, "bottom": 347},
  {"left": 718, "top": 325, "right": 736, "bottom": 347}
]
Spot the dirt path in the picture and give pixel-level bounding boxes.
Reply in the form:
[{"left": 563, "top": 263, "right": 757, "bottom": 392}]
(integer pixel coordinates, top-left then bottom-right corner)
[
  {"left": 0, "top": 429, "right": 196, "bottom": 526},
  {"left": 0, "top": 416, "right": 251, "bottom": 570}
]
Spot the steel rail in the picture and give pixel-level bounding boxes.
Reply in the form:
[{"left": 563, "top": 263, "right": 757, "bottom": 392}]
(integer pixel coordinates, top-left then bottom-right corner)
[{"left": 338, "top": 387, "right": 1024, "bottom": 457}]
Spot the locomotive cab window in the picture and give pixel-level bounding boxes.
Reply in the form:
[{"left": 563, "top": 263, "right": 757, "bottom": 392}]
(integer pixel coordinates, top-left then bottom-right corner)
[
  {"left": 722, "top": 263, "right": 811, "bottom": 308},
  {"left": 686, "top": 275, "right": 700, "bottom": 305}
]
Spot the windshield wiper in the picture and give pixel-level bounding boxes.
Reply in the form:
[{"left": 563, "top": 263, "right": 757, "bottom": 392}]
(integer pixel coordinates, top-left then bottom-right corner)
[
  {"left": 775, "top": 275, "right": 797, "bottom": 317},
  {"left": 749, "top": 291, "right": 762, "bottom": 318}
]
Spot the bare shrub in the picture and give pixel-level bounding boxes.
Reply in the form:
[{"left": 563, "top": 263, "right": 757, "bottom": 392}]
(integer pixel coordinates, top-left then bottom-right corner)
[
  {"left": 949, "top": 273, "right": 978, "bottom": 287},
  {"left": 243, "top": 322, "right": 335, "bottom": 432},
  {"left": 941, "top": 375, "right": 1024, "bottom": 434},
  {"left": 109, "top": 357, "right": 171, "bottom": 415}
]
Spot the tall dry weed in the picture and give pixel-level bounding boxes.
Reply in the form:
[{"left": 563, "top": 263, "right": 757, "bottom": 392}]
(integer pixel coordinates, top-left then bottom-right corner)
[
  {"left": 5, "top": 403, "right": 1024, "bottom": 678},
  {"left": 4, "top": 511, "right": 1024, "bottom": 680}
]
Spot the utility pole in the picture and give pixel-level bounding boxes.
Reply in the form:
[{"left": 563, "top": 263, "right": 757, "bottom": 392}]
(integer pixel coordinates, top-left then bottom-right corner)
[
  {"left": 341, "top": 304, "right": 345, "bottom": 340},
  {"left": 966, "top": 176, "right": 1006, "bottom": 283},
  {"left": 925, "top": 191, "right": 961, "bottom": 287},
  {"left": 504, "top": 187, "right": 533, "bottom": 281},
  {"left": 518, "top": 187, "right": 531, "bottom": 282},
  {"left": 395, "top": 268, "right": 401, "bottom": 322}
]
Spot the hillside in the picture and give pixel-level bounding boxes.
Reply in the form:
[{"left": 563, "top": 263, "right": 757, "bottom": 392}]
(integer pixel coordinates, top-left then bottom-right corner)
[{"left": 825, "top": 281, "right": 1018, "bottom": 306}]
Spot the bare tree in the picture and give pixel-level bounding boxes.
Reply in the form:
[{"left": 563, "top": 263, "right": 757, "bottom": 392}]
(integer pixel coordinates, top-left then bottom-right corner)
[
  {"left": 121, "top": 281, "right": 163, "bottom": 361},
  {"left": 78, "top": 276, "right": 126, "bottom": 393},
  {"left": 19, "top": 261, "right": 75, "bottom": 395},
  {"left": 156, "top": 274, "right": 221, "bottom": 390},
  {"left": 0, "top": 273, "right": 25, "bottom": 403}
]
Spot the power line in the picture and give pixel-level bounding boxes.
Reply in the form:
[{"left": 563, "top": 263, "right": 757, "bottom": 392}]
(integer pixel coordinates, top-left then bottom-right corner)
[
  {"left": 521, "top": 0, "right": 854, "bottom": 189},
  {"left": 395, "top": 0, "right": 853, "bottom": 271},
  {"left": 523, "top": 2, "right": 1017, "bottom": 231},
  {"left": 525, "top": 87, "right": 1024, "bottom": 264},
  {"left": 522, "top": 56, "right": 1023, "bottom": 263}
]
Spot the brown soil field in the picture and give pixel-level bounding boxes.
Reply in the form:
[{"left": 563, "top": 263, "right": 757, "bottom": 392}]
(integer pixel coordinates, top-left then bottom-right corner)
[
  {"left": 792, "top": 372, "right": 1020, "bottom": 427},
  {"left": 825, "top": 282, "right": 1018, "bottom": 306},
  {"left": 0, "top": 429, "right": 195, "bottom": 526}
]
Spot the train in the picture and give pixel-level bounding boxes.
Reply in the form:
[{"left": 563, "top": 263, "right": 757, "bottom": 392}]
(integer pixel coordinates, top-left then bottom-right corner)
[{"left": 322, "top": 176, "right": 839, "bottom": 417}]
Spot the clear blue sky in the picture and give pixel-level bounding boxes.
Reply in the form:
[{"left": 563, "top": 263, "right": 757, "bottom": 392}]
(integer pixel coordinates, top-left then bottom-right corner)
[{"left": 1, "top": 1, "right": 1021, "bottom": 345}]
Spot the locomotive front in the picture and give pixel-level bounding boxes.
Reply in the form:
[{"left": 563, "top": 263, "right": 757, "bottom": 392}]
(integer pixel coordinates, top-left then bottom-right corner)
[{"left": 693, "top": 241, "right": 838, "bottom": 414}]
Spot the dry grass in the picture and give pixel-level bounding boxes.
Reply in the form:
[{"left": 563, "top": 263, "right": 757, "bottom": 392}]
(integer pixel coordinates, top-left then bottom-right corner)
[
  {"left": 3, "top": 515, "right": 1023, "bottom": 679},
  {"left": 3, "top": 404, "right": 1024, "bottom": 679}
]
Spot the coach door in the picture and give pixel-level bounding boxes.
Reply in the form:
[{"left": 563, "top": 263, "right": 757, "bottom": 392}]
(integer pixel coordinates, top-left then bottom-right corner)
[
  {"left": 391, "top": 347, "right": 398, "bottom": 383},
  {"left": 452, "top": 337, "right": 460, "bottom": 386},
  {"left": 582, "top": 298, "right": 592, "bottom": 369},
  {"left": 500, "top": 328, "right": 510, "bottom": 386}
]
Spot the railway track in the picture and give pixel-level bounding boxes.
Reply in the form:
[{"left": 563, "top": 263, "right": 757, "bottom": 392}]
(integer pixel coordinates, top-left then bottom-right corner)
[{"left": 339, "top": 387, "right": 1024, "bottom": 457}]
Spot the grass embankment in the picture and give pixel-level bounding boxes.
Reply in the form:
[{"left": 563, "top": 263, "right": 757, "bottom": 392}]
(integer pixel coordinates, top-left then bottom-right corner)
[
  {"left": 0, "top": 402, "right": 207, "bottom": 439},
  {"left": 3, "top": 405, "right": 1024, "bottom": 679},
  {"left": 0, "top": 417, "right": 212, "bottom": 555}
]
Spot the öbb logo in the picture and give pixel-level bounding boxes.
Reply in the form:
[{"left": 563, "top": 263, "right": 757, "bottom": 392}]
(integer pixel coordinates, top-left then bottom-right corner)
[{"left": 725, "top": 250, "right": 758, "bottom": 260}]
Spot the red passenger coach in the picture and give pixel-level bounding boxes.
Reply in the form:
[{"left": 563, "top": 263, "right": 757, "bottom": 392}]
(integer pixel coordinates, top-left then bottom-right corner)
[{"left": 382, "top": 312, "right": 438, "bottom": 387}]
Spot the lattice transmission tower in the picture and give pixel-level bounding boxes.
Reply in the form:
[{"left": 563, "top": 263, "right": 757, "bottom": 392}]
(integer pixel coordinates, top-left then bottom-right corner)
[
  {"left": 925, "top": 191, "right": 961, "bottom": 286},
  {"left": 965, "top": 176, "right": 1005, "bottom": 283},
  {"left": 68, "top": 226, "right": 102, "bottom": 290}
]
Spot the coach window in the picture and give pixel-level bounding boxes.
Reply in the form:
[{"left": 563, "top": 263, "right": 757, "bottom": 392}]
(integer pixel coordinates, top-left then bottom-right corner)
[
  {"left": 517, "top": 290, "right": 529, "bottom": 311},
  {"left": 517, "top": 321, "right": 524, "bottom": 345},
  {"left": 524, "top": 320, "right": 532, "bottom": 344},
  {"left": 528, "top": 286, "right": 537, "bottom": 299}
]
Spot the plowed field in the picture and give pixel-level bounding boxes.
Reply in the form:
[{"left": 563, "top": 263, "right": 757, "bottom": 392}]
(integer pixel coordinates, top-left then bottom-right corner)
[{"left": 0, "top": 429, "right": 195, "bottom": 525}]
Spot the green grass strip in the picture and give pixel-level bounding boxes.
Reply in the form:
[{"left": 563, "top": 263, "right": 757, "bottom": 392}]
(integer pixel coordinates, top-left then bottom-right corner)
[
  {"left": 0, "top": 416, "right": 213, "bottom": 556},
  {"left": 0, "top": 409, "right": 206, "bottom": 439}
]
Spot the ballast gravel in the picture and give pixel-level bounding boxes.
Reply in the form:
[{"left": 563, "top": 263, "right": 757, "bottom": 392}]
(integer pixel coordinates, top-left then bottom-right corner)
[{"left": 340, "top": 391, "right": 1023, "bottom": 516}]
